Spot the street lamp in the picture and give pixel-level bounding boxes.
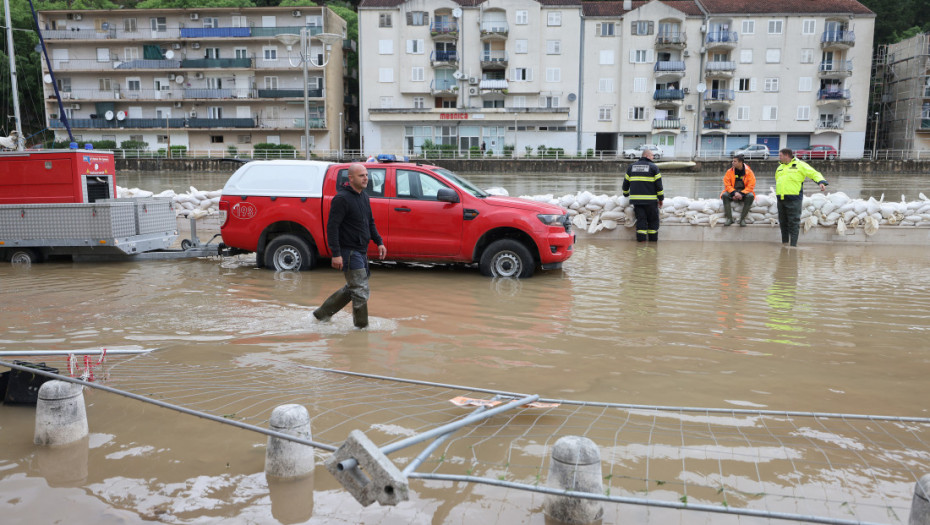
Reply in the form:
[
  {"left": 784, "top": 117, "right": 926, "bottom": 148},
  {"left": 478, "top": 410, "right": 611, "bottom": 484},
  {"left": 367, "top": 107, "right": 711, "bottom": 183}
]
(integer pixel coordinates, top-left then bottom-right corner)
[
  {"left": 871, "top": 112, "right": 879, "bottom": 160},
  {"left": 276, "top": 30, "right": 343, "bottom": 159},
  {"left": 338, "top": 111, "right": 343, "bottom": 159}
]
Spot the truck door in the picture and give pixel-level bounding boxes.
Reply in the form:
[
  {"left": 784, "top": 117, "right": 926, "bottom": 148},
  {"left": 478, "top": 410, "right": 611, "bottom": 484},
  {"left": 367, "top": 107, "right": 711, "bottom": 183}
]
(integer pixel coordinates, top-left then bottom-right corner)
[
  {"left": 389, "top": 169, "right": 463, "bottom": 256},
  {"left": 324, "top": 167, "right": 389, "bottom": 258}
]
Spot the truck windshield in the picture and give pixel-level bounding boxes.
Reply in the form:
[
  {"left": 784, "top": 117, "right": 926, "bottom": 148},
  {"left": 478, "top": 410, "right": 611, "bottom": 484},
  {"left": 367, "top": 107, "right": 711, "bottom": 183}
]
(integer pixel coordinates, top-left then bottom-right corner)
[{"left": 432, "top": 168, "right": 488, "bottom": 198}]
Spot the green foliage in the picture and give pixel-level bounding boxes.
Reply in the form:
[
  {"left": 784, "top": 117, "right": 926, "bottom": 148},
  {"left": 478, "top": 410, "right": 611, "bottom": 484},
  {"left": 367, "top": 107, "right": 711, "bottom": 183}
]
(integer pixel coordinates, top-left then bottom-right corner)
[
  {"left": 253, "top": 142, "right": 297, "bottom": 159},
  {"left": 278, "top": 0, "right": 318, "bottom": 6},
  {"left": 135, "top": 0, "right": 256, "bottom": 8},
  {"left": 226, "top": 144, "right": 239, "bottom": 156},
  {"left": 120, "top": 140, "right": 148, "bottom": 150},
  {"left": 503, "top": 144, "right": 514, "bottom": 157}
]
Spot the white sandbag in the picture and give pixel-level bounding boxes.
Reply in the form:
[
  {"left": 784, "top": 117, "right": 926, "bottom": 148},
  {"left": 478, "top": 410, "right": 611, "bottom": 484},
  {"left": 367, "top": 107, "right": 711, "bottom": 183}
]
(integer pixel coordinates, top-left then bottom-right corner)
[
  {"left": 754, "top": 195, "right": 771, "bottom": 207},
  {"left": 866, "top": 197, "right": 881, "bottom": 215},
  {"left": 154, "top": 189, "right": 177, "bottom": 199},
  {"left": 181, "top": 201, "right": 196, "bottom": 210},
  {"left": 558, "top": 194, "right": 575, "bottom": 208},
  {"left": 590, "top": 195, "right": 609, "bottom": 208},
  {"left": 827, "top": 192, "right": 850, "bottom": 207},
  {"left": 600, "top": 210, "right": 626, "bottom": 220},
  {"left": 826, "top": 211, "right": 840, "bottom": 222},
  {"left": 572, "top": 214, "right": 587, "bottom": 230},
  {"left": 198, "top": 199, "right": 213, "bottom": 210},
  {"left": 575, "top": 191, "right": 593, "bottom": 206},
  {"left": 821, "top": 202, "right": 837, "bottom": 216},
  {"left": 863, "top": 216, "right": 879, "bottom": 236},
  {"left": 569, "top": 202, "right": 581, "bottom": 210},
  {"left": 206, "top": 190, "right": 223, "bottom": 198},
  {"left": 802, "top": 215, "right": 818, "bottom": 232},
  {"left": 566, "top": 209, "right": 579, "bottom": 217},
  {"left": 601, "top": 219, "right": 618, "bottom": 230},
  {"left": 668, "top": 196, "right": 690, "bottom": 209},
  {"left": 585, "top": 203, "right": 603, "bottom": 211},
  {"left": 689, "top": 215, "right": 709, "bottom": 224},
  {"left": 853, "top": 200, "right": 868, "bottom": 214},
  {"left": 603, "top": 200, "right": 617, "bottom": 212},
  {"left": 190, "top": 209, "right": 209, "bottom": 219},
  {"left": 849, "top": 215, "right": 860, "bottom": 228},
  {"left": 687, "top": 201, "right": 705, "bottom": 211},
  {"left": 748, "top": 213, "right": 765, "bottom": 222},
  {"left": 836, "top": 218, "right": 846, "bottom": 235},
  {"left": 879, "top": 203, "right": 896, "bottom": 219},
  {"left": 486, "top": 187, "right": 509, "bottom": 196},
  {"left": 904, "top": 214, "right": 921, "bottom": 224},
  {"left": 587, "top": 214, "right": 602, "bottom": 234},
  {"left": 842, "top": 210, "right": 857, "bottom": 223},
  {"left": 809, "top": 193, "right": 827, "bottom": 208}
]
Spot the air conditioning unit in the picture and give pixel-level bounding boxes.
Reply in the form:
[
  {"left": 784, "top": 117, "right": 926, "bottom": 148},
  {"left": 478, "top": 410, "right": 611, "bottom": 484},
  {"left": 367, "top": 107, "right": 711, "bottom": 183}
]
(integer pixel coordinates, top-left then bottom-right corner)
[
  {"left": 169, "top": 73, "right": 176, "bottom": 80},
  {"left": 685, "top": 104, "right": 695, "bottom": 111},
  {"left": 70, "top": 103, "right": 81, "bottom": 109},
  {"left": 468, "top": 87, "right": 478, "bottom": 95},
  {"left": 700, "top": 25, "right": 707, "bottom": 33},
  {"left": 683, "top": 50, "right": 690, "bottom": 57},
  {"left": 844, "top": 115, "right": 852, "bottom": 122},
  {"left": 172, "top": 43, "right": 182, "bottom": 50},
  {"left": 190, "top": 13, "right": 199, "bottom": 20},
  {"left": 191, "top": 42, "right": 201, "bottom": 49},
  {"left": 174, "top": 101, "right": 183, "bottom": 108},
  {"left": 74, "top": 14, "right": 82, "bottom": 21},
  {"left": 195, "top": 72, "right": 204, "bottom": 79},
  {"left": 468, "top": 77, "right": 479, "bottom": 85},
  {"left": 682, "top": 87, "right": 690, "bottom": 94},
  {"left": 190, "top": 110, "right": 197, "bottom": 118},
  {"left": 292, "top": 10, "right": 301, "bottom": 17}
]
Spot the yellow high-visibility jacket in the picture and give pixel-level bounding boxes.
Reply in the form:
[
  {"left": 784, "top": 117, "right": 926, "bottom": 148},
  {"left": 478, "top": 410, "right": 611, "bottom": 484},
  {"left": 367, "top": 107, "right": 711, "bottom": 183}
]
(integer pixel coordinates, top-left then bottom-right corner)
[{"left": 775, "top": 157, "right": 827, "bottom": 200}]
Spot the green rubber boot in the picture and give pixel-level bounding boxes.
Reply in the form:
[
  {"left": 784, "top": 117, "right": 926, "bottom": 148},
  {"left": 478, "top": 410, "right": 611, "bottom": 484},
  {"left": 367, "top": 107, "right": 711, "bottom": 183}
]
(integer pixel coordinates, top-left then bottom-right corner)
[
  {"left": 738, "top": 199, "right": 752, "bottom": 226},
  {"left": 313, "top": 288, "right": 351, "bottom": 322},
  {"left": 722, "top": 197, "right": 734, "bottom": 226}
]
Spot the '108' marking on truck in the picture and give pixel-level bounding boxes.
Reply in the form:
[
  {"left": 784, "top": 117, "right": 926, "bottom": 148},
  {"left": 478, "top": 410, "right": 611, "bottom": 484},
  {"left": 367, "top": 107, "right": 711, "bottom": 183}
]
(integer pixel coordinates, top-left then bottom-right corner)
[{"left": 231, "top": 202, "right": 257, "bottom": 220}]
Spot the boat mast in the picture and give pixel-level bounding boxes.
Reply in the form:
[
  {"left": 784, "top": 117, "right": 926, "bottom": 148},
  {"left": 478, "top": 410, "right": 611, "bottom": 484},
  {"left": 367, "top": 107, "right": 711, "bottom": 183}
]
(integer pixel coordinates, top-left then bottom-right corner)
[{"left": 4, "top": 0, "right": 24, "bottom": 150}]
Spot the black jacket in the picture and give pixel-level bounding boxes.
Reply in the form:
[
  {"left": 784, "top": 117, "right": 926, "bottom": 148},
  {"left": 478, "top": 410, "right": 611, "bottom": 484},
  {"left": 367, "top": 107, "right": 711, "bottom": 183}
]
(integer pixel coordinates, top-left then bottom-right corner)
[
  {"left": 326, "top": 183, "right": 383, "bottom": 258},
  {"left": 623, "top": 157, "right": 664, "bottom": 203}
]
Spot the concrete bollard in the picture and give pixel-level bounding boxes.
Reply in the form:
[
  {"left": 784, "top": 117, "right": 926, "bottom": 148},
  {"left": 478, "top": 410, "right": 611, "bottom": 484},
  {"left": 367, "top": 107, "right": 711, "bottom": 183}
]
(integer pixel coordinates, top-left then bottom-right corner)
[
  {"left": 34, "top": 380, "right": 88, "bottom": 446},
  {"left": 544, "top": 435, "right": 604, "bottom": 525},
  {"left": 909, "top": 474, "right": 930, "bottom": 525},
  {"left": 265, "top": 404, "right": 315, "bottom": 479}
]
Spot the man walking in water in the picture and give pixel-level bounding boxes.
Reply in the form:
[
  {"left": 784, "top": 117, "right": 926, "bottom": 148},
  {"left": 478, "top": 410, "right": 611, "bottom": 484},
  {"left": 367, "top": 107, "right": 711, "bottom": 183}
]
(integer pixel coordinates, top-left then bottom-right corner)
[
  {"left": 313, "top": 163, "right": 387, "bottom": 328},
  {"left": 623, "top": 148, "right": 664, "bottom": 242},
  {"left": 775, "top": 148, "right": 828, "bottom": 247}
]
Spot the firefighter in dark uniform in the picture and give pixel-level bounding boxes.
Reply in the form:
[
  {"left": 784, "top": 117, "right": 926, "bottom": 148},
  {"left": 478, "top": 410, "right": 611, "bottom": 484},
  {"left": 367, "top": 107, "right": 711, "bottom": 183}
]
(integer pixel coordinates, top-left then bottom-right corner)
[{"left": 623, "top": 148, "right": 664, "bottom": 242}]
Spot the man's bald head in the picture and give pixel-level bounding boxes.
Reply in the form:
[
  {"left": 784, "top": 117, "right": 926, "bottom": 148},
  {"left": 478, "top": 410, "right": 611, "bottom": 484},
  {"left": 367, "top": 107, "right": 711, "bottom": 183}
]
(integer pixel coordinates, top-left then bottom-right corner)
[
  {"left": 642, "top": 149, "right": 654, "bottom": 160},
  {"left": 347, "top": 163, "right": 369, "bottom": 193}
]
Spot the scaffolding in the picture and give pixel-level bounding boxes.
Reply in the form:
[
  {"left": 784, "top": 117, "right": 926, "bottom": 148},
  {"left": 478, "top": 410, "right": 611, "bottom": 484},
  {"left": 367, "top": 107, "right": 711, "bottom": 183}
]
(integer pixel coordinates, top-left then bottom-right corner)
[{"left": 872, "top": 32, "right": 930, "bottom": 156}]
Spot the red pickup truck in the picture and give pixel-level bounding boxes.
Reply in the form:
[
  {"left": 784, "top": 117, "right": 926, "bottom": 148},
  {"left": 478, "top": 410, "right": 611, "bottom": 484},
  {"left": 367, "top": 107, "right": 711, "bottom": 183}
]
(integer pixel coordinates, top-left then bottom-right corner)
[{"left": 218, "top": 159, "right": 574, "bottom": 278}]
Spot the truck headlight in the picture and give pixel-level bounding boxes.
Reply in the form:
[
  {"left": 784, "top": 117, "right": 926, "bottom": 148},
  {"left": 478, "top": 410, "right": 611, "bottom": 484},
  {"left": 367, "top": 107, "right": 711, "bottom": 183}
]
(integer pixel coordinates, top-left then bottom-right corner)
[{"left": 537, "top": 214, "right": 565, "bottom": 226}]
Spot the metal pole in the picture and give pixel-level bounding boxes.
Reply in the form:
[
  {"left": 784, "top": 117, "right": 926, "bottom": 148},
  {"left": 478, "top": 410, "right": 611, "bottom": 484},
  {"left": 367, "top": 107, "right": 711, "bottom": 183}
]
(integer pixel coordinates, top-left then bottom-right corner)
[
  {"left": 4, "top": 0, "right": 24, "bottom": 149},
  {"left": 338, "top": 111, "right": 343, "bottom": 159},
  {"left": 871, "top": 112, "right": 878, "bottom": 160},
  {"left": 0, "top": 349, "right": 152, "bottom": 356},
  {"left": 302, "top": 27, "right": 310, "bottom": 159}
]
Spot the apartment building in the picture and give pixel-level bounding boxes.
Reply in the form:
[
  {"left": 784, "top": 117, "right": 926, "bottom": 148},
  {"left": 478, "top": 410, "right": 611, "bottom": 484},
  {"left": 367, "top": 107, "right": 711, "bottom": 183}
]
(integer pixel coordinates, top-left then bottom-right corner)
[
  {"left": 360, "top": 0, "right": 874, "bottom": 158},
  {"left": 358, "top": 0, "right": 583, "bottom": 156},
  {"left": 874, "top": 32, "right": 930, "bottom": 154},
  {"left": 37, "top": 7, "right": 352, "bottom": 153}
]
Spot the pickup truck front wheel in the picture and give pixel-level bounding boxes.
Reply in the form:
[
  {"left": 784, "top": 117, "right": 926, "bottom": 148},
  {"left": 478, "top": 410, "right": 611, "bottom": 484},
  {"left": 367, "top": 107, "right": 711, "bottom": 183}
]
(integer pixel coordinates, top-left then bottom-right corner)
[
  {"left": 265, "top": 234, "right": 314, "bottom": 271},
  {"left": 479, "top": 239, "right": 534, "bottom": 279}
]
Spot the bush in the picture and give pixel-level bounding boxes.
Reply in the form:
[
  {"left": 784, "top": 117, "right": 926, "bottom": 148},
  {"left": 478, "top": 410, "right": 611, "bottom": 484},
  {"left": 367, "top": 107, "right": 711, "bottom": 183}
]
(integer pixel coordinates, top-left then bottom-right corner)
[
  {"left": 503, "top": 144, "right": 515, "bottom": 158},
  {"left": 253, "top": 143, "right": 297, "bottom": 159},
  {"left": 226, "top": 145, "right": 239, "bottom": 156}
]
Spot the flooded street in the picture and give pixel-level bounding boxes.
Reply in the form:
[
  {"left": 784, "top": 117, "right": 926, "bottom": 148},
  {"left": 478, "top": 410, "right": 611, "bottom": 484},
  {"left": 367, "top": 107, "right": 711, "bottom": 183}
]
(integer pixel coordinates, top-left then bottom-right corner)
[{"left": 1, "top": 238, "right": 929, "bottom": 523}]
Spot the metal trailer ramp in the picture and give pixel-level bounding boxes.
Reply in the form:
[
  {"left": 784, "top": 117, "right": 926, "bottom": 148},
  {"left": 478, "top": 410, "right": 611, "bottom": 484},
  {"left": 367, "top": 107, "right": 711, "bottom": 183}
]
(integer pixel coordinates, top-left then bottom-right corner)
[{"left": 1, "top": 355, "right": 929, "bottom": 525}]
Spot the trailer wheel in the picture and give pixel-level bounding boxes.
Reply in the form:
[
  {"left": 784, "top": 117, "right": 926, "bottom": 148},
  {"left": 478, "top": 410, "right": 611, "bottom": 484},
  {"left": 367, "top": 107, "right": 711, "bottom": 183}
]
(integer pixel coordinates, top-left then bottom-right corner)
[
  {"left": 180, "top": 239, "right": 193, "bottom": 250},
  {"left": 9, "top": 248, "right": 39, "bottom": 267},
  {"left": 479, "top": 239, "right": 534, "bottom": 279},
  {"left": 265, "top": 234, "right": 314, "bottom": 271}
]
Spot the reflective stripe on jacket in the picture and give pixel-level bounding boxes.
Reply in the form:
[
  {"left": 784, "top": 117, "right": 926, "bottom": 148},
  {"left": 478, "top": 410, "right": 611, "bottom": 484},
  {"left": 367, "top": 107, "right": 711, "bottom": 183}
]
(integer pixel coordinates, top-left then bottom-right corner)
[
  {"left": 623, "top": 157, "right": 664, "bottom": 203},
  {"left": 775, "top": 157, "right": 827, "bottom": 200},
  {"left": 720, "top": 164, "right": 756, "bottom": 197}
]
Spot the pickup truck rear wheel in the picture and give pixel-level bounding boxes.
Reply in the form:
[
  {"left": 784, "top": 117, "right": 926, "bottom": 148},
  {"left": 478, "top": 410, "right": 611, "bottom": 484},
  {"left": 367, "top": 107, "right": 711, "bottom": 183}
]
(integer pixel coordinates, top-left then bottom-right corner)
[
  {"left": 479, "top": 239, "right": 534, "bottom": 279},
  {"left": 265, "top": 235, "right": 314, "bottom": 271}
]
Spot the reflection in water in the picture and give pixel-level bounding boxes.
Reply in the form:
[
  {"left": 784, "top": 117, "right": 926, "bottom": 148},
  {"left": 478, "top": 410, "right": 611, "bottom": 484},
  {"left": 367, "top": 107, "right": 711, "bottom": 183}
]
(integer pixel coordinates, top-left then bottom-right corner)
[{"left": 764, "top": 248, "right": 812, "bottom": 344}]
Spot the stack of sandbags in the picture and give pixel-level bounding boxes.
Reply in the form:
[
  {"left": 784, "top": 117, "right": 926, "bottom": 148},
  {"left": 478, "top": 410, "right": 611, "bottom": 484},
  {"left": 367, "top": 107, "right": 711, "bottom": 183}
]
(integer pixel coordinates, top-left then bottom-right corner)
[{"left": 118, "top": 186, "right": 222, "bottom": 220}]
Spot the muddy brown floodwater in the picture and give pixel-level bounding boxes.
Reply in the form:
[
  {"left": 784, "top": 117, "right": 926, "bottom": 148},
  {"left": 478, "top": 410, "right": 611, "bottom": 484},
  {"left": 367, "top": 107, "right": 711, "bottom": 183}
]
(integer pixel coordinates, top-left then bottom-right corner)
[{"left": 2, "top": 238, "right": 929, "bottom": 523}]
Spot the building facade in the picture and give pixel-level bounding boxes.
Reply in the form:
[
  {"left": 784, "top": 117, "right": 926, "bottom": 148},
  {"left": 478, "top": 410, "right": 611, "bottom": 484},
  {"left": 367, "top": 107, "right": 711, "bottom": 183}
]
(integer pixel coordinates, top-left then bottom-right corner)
[
  {"left": 874, "top": 32, "right": 930, "bottom": 154},
  {"left": 37, "top": 7, "right": 352, "bottom": 154},
  {"left": 359, "top": 0, "right": 875, "bottom": 158}
]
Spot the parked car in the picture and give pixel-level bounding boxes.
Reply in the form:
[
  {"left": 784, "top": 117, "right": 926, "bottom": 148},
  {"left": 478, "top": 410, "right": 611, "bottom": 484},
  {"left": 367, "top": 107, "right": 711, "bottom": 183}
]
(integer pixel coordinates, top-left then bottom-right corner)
[
  {"left": 623, "top": 144, "right": 663, "bottom": 160},
  {"left": 795, "top": 145, "right": 838, "bottom": 160},
  {"left": 730, "top": 144, "right": 770, "bottom": 159}
]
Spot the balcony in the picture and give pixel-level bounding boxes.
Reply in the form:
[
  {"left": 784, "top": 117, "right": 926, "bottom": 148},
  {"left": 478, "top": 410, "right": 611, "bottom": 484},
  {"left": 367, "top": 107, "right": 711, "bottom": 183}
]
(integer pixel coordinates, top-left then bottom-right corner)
[
  {"left": 430, "top": 50, "right": 458, "bottom": 67},
  {"left": 343, "top": 39, "right": 357, "bottom": 52},
  {"left": 270, "top": 117, "right": 326, "bottom": 129},
  {"left": 256, "top": 88, "right": 323, "bottom": 98},
  {"left": 705, "top": 31, "right": 738, "bottom": 50},
  {"left": 653, "top": 118, "right": 682, "bottom": 131},
  {"left": 653, "top": 89, "right": 685, "bottom": 106},
  {"left": 49, "top": 58, "right": 181, "bottom": 71},
  {"left": 344, "top": 94, "right": 358, "bottom": 106},
  {"left": 655, "top": 32, "right": 686, "bottom": 49},
  {"left": 479, "top": 79, "right": 509, "bottom": 92},
  {"left": 816, "top": 88, "right": 851, "bottom": 106},
  {"left": 183, "top": 88, "right": 233, "bottom": 99},
  {"left": 431, "top": 79, "right": 458, "bottom": 95},
  {"left": 480, "top": 50, "right": 508, "bottom": 69},
  {"left": 818, "top": 60, "right": 853, "bottom": 78},
  {"left": 251, "top": 26, "right": 323, "bottom": 38},
  {"left": 430, "top": 21, "right": 459, "bottom": 40},
  {"left": 480, "top": 21, "right": 509, "bottom": 40},
  {"left": 821, "top": 30, "right": 855, "bottom": 49},
  {"left": 703, "top": 118, "right": 731, "bottom": 131},
  {"left": 50, "top": 117, "right": 256, "bottom": 129},
  {"left": 181, "top": 58, "right": 253, "bottom": 69},
  {"left": 179, "top": 27, "right": 250, "bottom": 38},
  {"left": 704, "top": 89, "right": 735, "bottom": 106},
  {"left": 705, "top": 60, "right": 736, "bottom": 78},
  {"left": 654, "top": 60, "right": 685, "bottom": 81},
  {"left": 815, "top": 120, "right": 844, "bottom": 132}
]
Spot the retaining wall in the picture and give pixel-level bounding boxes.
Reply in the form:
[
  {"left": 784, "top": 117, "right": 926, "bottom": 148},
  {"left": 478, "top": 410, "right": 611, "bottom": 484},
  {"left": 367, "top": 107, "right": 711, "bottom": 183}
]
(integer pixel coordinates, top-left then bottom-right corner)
[{"left": 575, "top": 223, "right": 930, "bottom": 245}]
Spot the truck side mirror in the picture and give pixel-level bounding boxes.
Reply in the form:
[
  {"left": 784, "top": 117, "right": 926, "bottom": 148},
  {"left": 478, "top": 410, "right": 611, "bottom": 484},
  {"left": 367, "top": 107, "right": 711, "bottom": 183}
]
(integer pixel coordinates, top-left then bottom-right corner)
[{"left": 437, "top": 188, "right": 460, "bottom": 203}]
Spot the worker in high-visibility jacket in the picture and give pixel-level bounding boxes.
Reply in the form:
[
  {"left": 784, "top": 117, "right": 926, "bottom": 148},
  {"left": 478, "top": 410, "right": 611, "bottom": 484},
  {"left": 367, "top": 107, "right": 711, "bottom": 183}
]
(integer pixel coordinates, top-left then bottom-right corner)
[
  {"left": 775, "top": 148, "right": 828, "bottom": 247},
  {"left": 623, "top": 148, "right": 664, "bottom": 242}
]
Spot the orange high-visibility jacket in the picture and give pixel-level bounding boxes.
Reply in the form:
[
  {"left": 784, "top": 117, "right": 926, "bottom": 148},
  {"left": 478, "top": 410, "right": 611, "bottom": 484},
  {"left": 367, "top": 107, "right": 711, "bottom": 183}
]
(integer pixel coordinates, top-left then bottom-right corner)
[{"left": 720, "top": 164, "right": 756, "bottom": 197}]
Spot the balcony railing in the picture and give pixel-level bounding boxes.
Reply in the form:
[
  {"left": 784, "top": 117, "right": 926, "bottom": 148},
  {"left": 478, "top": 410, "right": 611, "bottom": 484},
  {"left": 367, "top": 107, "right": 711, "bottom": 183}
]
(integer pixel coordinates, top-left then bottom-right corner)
[
  {"left": 481, "top": 50, "right": 508, "bottom": 66},
  {"left": 430, "top": 50, "right": 458, "bottom": 64},
  {"left": 51, "top": 117, "right": 256, "bottom": 129},
  {"left": 821, "top": 30, "right": 855, "bottom": 46},
  {"left": 180, "top": 27, "right": 250, "bottom": 38},
  {"left": 706, "top": 61, "right": 736, "bottom": 72},
  {"left": 655, "top": 32, "right": 686, "bottom": 46},
  {"left": 115, "top": 59, "right": 182, "bottom": 70},
  {"left": 704, "top": 89, "right": 735, "bottom": 102},
  {"left": 653, "top": 118, "right": 682, "bottom": 129},
  {"left": 430, "top": 79, "right": 457, "bottom": 93},
  {"left": 430, "top": 21, "right": 459, "bottom": 36},
  {"left": 919, "top": 116, "right": 930, "bottom": 131},
  {"left": 183, "top": 88, "right": 233, "bottom": 99},
  {"left": 49, "top": 59, "right": 181, "bottom": 71},
  {"left": 653, "top": 89, "right": 685, "bottom": 100},
  {"left": 480, "top": 21, "right": 509, "bottom": 37},
  {"left": 251, "top": 26, "right": 323, "bottom": 38},
  {"left": 181, "top": 58, "right": 253, "bottom": 69},
  {"left": 256, "top": 88, "right": 323, "bottom": 98},
  {"left": 703, "top": 119, "right": 731, "bottom": 130},
  {"left": 816, "top": 120, "right": 844, "bottom": 130},
  {"left": 654, "top": 60, "right": 686, "bottom": 72},
  {"left": 260, "top": 117, "right": 326, "bottom": 129},
  {"left": 817, "top": 88, "right": 851, "bottom": 101},
  {"left": 818, "top": 60, "right": 853, "bottom": 73},
  {"left": 706, "top": 31, "right": 738, "bottom": 44}
]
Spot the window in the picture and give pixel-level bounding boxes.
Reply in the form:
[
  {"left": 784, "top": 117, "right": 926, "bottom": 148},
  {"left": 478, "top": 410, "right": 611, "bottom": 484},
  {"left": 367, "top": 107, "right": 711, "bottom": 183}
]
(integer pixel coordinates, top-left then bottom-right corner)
[
  {"left": 264, "top": 76, "right": 278, "bottom": 89},
  {"left": 737, "top": 78, "right": 752, "bottom": 92},
  {"left": 234, "top": 48, "right": 248, "bottom": 59},
  {"left": 123, "top": 18, "right": 137, "bottom": 33},
  {"left": 631, "top": 21, "right": 654, "bottom": 35},
  {"left": 396, "top": 169, "right": 450, "bottom": 200},
  {"left": 157, "top": 135, "right": 168, "bottom": 144},
  {"left": 512, "top": 96, "right": 526, "bottom": 108},
  {"left": 337, "top": 168, "right": 386, "bottom": 197},
  {"left": 483, "top": 99, "right": 505, "bottom": 109},
  {"left": 57, "top": 77, "right": 71, "bottom": 92},
  {"left": 411, "top": 67, "right": 424, "bottom": 81},
  {"left": 764, "top": 78, "right": 779, "bottom": 92},
  {"left": 629, "top": 107, "right": 646, "bottom": 120},
  {"left": 802, "top": 19, "right": 816, "bottom": 35},
  {"left": 740, "top": 49, "right": 752, "bottom": 63},
  {"left": 762, "top": 106, "right": 777, "bottom": 120},
  {"left": 238, "top": 135, "right": 252, "bottom": 144},
  {"left": 545, "top": 68, "right": 561, "bottom": 82},
  {"left": 379, "top": 40, "right": 394, "bottom": 54},
  {"left": 413, "top": 96, "right": 425, "bottom": 109},
  {"left": 513, "top": 67, "right": 532, "bottom": 81},
  {"left": 800, "top": 48, "right": 814, "bottom": 64},
  {"left": 798, "top": 77, "right": 812, "bottom": 92},
  {"left": 379, "top": 68, "right": 394, "bottom": 82},
  {"left": 516, "top": 10, "right": 528, "bottom": 25},
  {"left": 129, "top": 134, "right": 143, "bottom": 143},
  {"left": 127, "top": 79, "right": 141, "bottom": 91},
  {"left": 407, "top": 11, "right": 427, "bottom": 26},
  {"left": 514, "top": 39, "right": 528, "bottom": 54},
  {"left": 207, "top": 106, "right": 222, "bottom": 119},
  {"left": 546, "top": 40, "right": 561, "bottom": 55},
  {"left": 766, "top": 49, "right": 781, "bottom": 63},
  {"left": 547, "top": 12, "right": 561, "bottom": 26},
  {"left": 768, "top": 20, "right": 783, "bottom": 34},
  {"left": 263, "top": 47, "right": 277, "bottom": 60},
  {"left": 406, "top": 39, "right": 423, "bottom": 54},
  {"left": 99, "top": 78, "right": 113, "bottom": 91},
  {"left": 797, "top": 106, "right": 811, "bottom": 120},
  {"left": 379, "top": 13, "right": 392, "bottom": 28},
  {"left": 741, "top": 20, "right": 755, "bottom": 34},
  {"left": 210, "top": 135, "right": 224, "bottom": 143},
  {"left": 633, "top": 77, "right": 647, "bottom": 92},
  {"left": 96, "top": 48, "right": 111, "bottom": 62},
  {"left": 598, "top": 78, "right": 614, "bottom": 92},
  {"left": 205, "top": 48, "right": 221, "bottom": 59},
  {"left": 540, "top": 96, "right": 560, "bottom": 108},
  {"left": 598, "top": 107, "right": 612, "bottom": 121},
  {"left": 380, "top": 96, "right": 393, "bottom": 108},
  {"left": 737, "top": 106, "right": 750, "bottom": 120},
  {"left": 600, "top": 50, "right": 615, "bottom": 65},
  {"left": 150, "top": 17, "right": 166, "bottom": 32},
  {"left": 203, "top": 17, "right": 219, "bottom": 29},
  {"left": 597, "top": 22, "right": 615, "bottom": 36}
]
